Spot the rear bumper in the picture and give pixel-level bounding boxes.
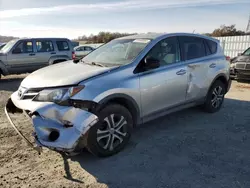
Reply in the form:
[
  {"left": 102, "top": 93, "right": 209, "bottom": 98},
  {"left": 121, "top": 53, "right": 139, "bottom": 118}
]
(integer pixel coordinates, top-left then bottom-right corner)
[{"left": 5, "top": 92, "right": 99, "bottom": 154}]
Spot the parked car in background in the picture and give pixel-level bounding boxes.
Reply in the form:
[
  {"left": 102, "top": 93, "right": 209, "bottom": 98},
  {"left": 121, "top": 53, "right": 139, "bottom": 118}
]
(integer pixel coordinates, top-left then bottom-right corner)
[
  {"left": 0, "top": 38, "right": 73, "bottom": 79},
  {"left": 230, "top": 47, "right": 250, "bottom": 80},
  {"left": 5, "top": 33, "right": 231, "bottom": 157},
  {"left": 0, "top": 43, "right": 6, "bottom": 50},
  {"left": 74, "top": 45, "right": 95, "bottom": 58}
]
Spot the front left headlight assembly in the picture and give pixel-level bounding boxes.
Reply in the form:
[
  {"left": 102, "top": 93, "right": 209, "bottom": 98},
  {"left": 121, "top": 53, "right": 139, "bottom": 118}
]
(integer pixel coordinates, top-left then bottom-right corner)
[{"left": 33, "top": 85, "right": 85, "bottom": 103}]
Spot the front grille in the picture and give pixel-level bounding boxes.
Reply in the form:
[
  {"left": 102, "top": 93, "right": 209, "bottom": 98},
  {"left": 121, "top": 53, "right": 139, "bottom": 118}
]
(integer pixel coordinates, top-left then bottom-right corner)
[
  {"left": 236, "top": 63, "right": 246, "bottom": 69},
  {"left": 19, "top": 88, "right": 43, "bottom": 100},
  {"left": 23, "top": 95, "right": 36, "bottom": 100},
  {"left": 26, "top": 88, "right": 43, "bottom": 93},
  {"left": 245, "top": 64, "right": 250, "bottom": 70}
]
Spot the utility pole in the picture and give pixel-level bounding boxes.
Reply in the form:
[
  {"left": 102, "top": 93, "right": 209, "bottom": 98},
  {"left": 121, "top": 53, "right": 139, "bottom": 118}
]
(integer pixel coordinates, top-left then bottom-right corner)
[{"left": 246, "top": 14, "right": 250, "bottom": 32}]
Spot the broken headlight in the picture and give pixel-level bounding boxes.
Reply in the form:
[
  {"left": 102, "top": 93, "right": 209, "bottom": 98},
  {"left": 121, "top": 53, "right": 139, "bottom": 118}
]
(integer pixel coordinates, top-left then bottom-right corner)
[{"left": 33, "top": 86, "right": 84, "bottom": 103}]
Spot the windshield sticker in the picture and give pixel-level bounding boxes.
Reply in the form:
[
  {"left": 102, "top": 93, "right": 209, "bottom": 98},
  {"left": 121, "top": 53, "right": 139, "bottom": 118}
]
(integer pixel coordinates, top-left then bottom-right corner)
[{"left": 133, "top": 39, "right": 150, "bottom": 43}]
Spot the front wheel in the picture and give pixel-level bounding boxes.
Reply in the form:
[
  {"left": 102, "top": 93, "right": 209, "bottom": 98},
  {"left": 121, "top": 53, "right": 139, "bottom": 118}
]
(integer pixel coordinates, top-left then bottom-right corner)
[
  {"left": 86, "top": 104, "right": 133, "bottom": 157},
  {"left": 202, "top": 80, "right": 226, "bottom": 113}
]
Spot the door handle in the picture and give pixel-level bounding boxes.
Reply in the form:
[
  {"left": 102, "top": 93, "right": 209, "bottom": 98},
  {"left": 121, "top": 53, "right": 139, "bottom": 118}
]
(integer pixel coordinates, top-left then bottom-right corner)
[
  {"left": 50, "top": 52, "right": 56, "bottom": 54},
  {"left": 29, "top": 53, "right": 35, "bottom": 56},
  {"left": 209, "top": 63, "right": 216, "bottom": 68},
  {"left": 188, "top": 64, "right": 199, "bottom": 68},
  {"left": 176, "top": 69, "right": 186, "bottom": 75}
]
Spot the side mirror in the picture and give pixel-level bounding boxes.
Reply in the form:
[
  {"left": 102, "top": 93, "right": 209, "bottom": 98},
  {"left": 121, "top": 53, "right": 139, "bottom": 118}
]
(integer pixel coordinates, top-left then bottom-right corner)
[
  {"left": 12, "top": 48, "right": 21, "bottom": 54},
  {"left": 238, "top": 53, "right": 242, "bottom": 56},
  {"left": 144, "top": 57, "right": 160, "bottom": 70}
]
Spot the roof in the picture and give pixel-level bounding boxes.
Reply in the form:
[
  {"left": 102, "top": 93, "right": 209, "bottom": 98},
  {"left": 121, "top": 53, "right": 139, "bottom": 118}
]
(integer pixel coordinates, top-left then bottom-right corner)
[
  {"left": 118, "top": 33, "right": 164, "bottom": 40},
  {"left": 18, "top": 37, "right": 70, "bottom": 40},
  {"left": 117, "top": 32, "right": 218, "bottom": 42}
]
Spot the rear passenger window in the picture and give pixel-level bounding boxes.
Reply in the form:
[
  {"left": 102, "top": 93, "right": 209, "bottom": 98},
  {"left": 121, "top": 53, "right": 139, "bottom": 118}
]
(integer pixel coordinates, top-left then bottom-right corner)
[
  {"left": 179, "top": 36, "right": 205, "bottom": 60},
  {"left": 206, "top": 40, "right": 217, "bottom": 54},
  {"left": 36, "top": 41, "right": 54, "bottom": 52},
  {"left": 56, "top": 41, "right": 69, "bottom": 51}
]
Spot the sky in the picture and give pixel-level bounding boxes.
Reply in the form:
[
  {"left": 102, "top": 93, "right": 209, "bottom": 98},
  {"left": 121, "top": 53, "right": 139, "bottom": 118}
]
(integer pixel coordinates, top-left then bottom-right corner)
[{"left": 0, "top": 0, "right": 249, "bottom": 39}]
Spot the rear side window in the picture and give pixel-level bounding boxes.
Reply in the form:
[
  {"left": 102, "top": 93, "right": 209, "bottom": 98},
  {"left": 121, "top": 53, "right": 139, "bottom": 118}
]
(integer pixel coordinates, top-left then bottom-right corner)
[
  {"left": 179, "top": 36, "right": 206, "bottom": 60},
  {"left": 56, "top": 41, "right": 70, "bottom": 51},
  {"left": 36, "top": 41, "right": 54, "bottom": 52},
  {"left": 205, "top": 39, "right": 217, "bottom": 55}
]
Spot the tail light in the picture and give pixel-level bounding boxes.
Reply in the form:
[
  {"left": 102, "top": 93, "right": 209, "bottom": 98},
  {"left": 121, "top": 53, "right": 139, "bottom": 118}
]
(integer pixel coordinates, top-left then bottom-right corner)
[
  {"left": 225, "top": 56, "right": 230, "bottom": 61},
  {"left": 72, "top": 51, "right": 76, "bottom": 60}
]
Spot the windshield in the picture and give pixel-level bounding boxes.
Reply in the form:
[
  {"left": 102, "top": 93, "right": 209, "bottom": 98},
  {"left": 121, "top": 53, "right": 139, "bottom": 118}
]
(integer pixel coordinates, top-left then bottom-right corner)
[
  {"left": 82, "top": 38, "right": 151, "bottom": 66},
  {"left": 242, "top": 48, "right": 250, "bottom": 56},
  {"left": 0, "top": 40, "right": 17, "bottom": 53}
]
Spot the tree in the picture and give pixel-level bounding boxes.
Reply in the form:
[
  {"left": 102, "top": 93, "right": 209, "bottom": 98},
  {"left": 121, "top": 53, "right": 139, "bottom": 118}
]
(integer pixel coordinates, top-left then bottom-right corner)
[
  {"left": 0, "top": 35, "right": 18, "bottom": 43},
  {"left": 75, "top": 31, "right": 137, "bottom": 43},
  {"left": 209, "top": 24, "right": 247, "bottom": 37}
]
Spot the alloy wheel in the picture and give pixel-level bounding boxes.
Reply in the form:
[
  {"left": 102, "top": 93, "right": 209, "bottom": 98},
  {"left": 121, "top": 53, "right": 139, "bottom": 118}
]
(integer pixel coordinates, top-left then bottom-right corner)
[
  {"left": 211, "top": 86, "right": 224, "bottom": 108},
  {"left": 97, "top": 114, "right": 127, "bottom": 151}
]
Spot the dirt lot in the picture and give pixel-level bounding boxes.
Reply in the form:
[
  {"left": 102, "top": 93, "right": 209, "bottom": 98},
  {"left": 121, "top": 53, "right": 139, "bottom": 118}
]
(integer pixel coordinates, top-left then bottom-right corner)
[{"left": 0, "top": 75, "right": 250, "bottom": 188}]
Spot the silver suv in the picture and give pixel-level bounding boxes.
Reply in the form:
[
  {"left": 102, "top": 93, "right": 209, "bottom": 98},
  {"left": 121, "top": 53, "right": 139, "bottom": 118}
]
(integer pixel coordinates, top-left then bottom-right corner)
[
  {"left": 0, "top": 38, "right": 73, "bottom": 79},
  {"left": 5, "top": 33, "right": 231, "bottom": 157}
]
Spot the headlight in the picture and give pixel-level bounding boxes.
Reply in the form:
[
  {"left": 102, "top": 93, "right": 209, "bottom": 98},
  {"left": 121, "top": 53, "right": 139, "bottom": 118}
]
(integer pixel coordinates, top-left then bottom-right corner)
[
  {"left": 33, "top": 85, "right": 84, "bottom": 102},
  {"left": 230, "top": 63, "right": 236, "bottom": 68}
]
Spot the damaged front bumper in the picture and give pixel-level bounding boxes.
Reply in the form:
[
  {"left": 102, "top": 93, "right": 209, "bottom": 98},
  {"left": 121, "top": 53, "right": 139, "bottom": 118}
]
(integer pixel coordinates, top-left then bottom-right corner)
[{"left": 5, "top": 91, "right": 99, "bottom": 154}]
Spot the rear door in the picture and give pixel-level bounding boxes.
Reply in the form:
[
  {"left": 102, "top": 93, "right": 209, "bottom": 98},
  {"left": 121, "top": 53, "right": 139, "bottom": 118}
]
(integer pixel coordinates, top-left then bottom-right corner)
[
  {"left": 56, "top": 40, "right": 71, "bottom": 58},
  {"left": 84, "top": 46, "right": 94, "bottom": 56},
  {"left": 178, "top": 36, "right": 213, "bottom": 101},
  {"left": 7, "top": 40, "right": 36, "bottom": 73},
  {"left": 138, "top": 37, "right": 188, "bottom": 120},
  {"left": 75, "top": 46, "right": 85, "bottom": 57},
  {"left": 34, "top": 39, "right": 55, "bottom": 68}
]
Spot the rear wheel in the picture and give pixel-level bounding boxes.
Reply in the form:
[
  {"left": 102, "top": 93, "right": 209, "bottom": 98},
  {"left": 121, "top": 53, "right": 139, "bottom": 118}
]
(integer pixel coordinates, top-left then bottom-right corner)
[
  {"left": 203, "top": 80, "right": 226, "bottom": 113},
  {"left": 86, "top": 104, "right": 133, "bottom": 157}
]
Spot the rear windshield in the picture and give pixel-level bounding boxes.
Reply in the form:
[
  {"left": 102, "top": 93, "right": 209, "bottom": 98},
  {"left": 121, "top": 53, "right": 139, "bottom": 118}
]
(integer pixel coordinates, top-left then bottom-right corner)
[{"left": 243, "top": 48, "right": 250, "bottom": 56}]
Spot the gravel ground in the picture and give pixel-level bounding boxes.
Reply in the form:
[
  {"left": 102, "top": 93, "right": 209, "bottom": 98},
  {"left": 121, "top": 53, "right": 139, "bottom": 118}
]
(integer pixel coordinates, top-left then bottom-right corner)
[{"left": 0, "top": 75, "right": 250, "bottom": 188}]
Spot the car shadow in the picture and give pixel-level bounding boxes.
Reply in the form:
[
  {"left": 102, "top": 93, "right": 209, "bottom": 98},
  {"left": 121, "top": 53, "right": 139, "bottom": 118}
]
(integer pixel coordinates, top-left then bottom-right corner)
[
  {"left": 0, "top": 77, "right": 24, "bottom": 92},
  {"left": 236, "top": 79, "right": 250, "bottom": 84},
  {"left": 62, "top": 98, "right": 250, "bottom": 188}
]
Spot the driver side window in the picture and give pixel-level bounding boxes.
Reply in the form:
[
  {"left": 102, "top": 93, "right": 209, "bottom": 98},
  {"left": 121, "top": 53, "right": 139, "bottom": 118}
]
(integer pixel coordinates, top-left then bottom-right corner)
[
  {"left": 146, "top": 37, "right": 180, "bottom": 67},
  {"left": 13, "top": 41, "right": 33, "bottom": 54}
]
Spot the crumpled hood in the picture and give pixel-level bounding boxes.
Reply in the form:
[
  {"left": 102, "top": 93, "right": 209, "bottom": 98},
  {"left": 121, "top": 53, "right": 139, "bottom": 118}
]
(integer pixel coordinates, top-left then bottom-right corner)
[
  {"left": 21, "top": 60, "right": 112, "bottom": 88},
  {"left": 232, "top": 55, "right": 250, "bottom": 63}
]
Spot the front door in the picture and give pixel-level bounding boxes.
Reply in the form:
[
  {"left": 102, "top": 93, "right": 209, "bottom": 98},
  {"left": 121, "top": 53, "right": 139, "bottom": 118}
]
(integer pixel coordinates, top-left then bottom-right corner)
[
  {"left": 7, "top": 40, "right": 36, "bottom": 74},
  {"left": 138, "top": 37, "right": 188, "bottom": 119}
]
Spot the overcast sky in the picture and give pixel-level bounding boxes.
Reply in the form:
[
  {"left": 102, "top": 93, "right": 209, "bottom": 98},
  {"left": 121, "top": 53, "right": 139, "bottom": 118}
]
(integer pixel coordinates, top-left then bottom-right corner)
[{"left": 0, "top": 0, "right": 249, "bottom": 39}]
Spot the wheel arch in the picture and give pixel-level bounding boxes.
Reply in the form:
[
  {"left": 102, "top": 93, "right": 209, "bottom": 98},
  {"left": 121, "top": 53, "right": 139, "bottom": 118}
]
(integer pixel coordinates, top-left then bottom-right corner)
[
  {"left": 207, "top": 73, "right": 229, "bottom": 96},
  {"left": 98, "top": 94, "right": 141, "bottom": 126},
  {"left": 48, "top": 55, "right": 71, "bottom": 65},
  {"left": 0, "top": 60, "right": 8, "bottom": 76}
]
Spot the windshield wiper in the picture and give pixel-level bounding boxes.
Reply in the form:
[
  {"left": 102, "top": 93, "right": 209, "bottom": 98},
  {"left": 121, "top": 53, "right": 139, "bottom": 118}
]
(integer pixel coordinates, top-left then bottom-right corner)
[
  {"left": 90, "top": 62, "right": 106, "bottom": 67},
  {"left": 73, "top": 57, "right": 84, "bottom": 64}
]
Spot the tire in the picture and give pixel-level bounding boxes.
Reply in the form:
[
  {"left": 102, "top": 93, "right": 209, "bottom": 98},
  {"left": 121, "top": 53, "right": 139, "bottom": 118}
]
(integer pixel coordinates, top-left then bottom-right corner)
[
  {"left": 86, "top": 104, "right": 133, "bottom": 157},
  {"left": 202, "top": 80, "right": 226, "bottom": 113}
]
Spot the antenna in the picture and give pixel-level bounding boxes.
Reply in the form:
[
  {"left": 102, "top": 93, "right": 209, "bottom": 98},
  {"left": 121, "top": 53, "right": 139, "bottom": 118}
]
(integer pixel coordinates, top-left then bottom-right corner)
[{"left": 246, "top": 14, "right": 250, "bottom": 32}]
